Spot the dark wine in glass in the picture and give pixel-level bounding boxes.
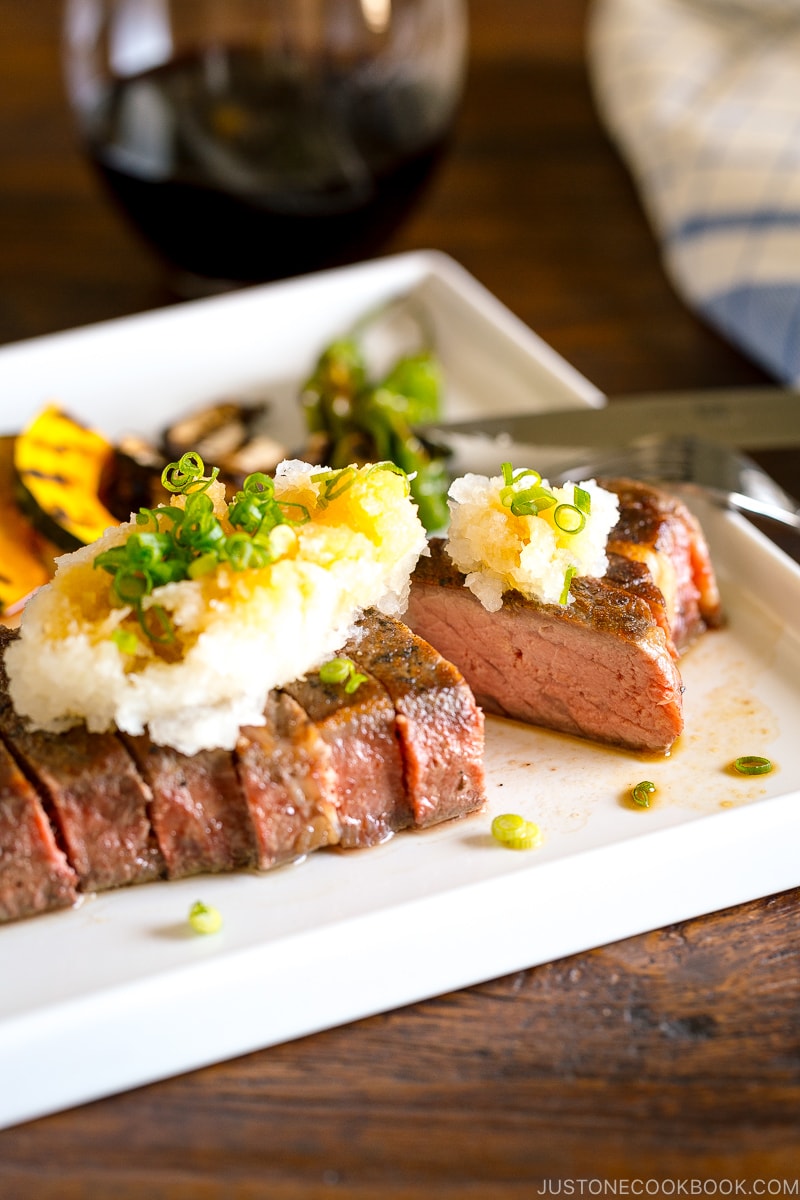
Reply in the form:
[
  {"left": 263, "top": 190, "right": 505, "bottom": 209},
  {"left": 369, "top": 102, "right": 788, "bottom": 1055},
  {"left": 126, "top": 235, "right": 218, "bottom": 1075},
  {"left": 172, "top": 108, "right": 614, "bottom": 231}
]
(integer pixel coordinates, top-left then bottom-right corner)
[{"left": 63, "top": 0, "right": 467, "bottom": 286}]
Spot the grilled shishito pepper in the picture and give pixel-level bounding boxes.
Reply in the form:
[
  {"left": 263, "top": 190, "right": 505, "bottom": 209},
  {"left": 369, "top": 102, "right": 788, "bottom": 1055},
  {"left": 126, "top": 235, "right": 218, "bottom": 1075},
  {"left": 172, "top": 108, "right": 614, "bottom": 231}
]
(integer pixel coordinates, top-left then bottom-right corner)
[{"left": 301, "top": 322, "right": 450, "bottom": 533}]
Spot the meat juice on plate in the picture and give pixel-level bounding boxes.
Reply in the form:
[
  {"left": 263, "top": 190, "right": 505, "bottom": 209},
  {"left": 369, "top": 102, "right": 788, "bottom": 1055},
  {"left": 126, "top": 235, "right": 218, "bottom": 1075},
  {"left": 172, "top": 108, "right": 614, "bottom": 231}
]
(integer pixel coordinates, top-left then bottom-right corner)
[{"left": 83, "top": 46, "right": 451, "bottom": 282}]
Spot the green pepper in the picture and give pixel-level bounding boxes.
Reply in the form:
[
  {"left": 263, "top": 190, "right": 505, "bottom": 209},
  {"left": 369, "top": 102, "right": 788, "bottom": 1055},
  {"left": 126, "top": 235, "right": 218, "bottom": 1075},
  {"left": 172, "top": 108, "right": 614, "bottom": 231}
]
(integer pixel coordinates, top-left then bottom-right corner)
[
  {"left": 299, "top": 308, "right": 450, "bottom": 532},
  {"left": 301, "top": 338, "right": 366, "bottom": 437},
  {"left": 375, "top": 352, "right": 442, "bottom": 425}
]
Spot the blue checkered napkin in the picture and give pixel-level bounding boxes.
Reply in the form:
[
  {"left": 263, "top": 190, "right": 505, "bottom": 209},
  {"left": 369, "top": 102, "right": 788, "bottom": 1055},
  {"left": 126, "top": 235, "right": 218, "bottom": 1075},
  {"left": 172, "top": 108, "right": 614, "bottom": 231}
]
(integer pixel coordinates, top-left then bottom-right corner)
[{"left": 588, "top": 0, "right": 800, "bottom": 383}]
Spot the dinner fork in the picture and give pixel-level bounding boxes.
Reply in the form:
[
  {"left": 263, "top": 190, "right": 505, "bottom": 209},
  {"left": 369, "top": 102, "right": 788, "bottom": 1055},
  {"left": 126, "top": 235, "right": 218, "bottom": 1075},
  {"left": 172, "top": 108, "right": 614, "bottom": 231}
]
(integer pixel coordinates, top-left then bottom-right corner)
[{"left": 550, "top": 436, "right": 800, "bottom": 533}]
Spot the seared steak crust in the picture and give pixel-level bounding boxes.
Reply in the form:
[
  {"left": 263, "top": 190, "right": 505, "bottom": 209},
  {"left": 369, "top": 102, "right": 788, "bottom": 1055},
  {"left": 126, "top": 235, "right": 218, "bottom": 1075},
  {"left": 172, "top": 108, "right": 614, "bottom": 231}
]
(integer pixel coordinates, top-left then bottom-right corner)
[
  {"left": 602, "top": 478, "right": 722, "bottom": 651},
  {"left": 344, "top": 611, "right": 486, "bottom": 827}
]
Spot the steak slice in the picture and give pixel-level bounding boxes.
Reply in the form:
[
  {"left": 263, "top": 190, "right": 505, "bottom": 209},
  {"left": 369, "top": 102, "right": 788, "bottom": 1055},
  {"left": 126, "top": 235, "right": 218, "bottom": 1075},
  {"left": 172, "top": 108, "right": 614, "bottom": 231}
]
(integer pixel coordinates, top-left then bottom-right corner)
[
  {"left": 604, "top": 552, "right": 675, "bottom": 658},
  {"left": 0, "top": 630, "right": 164, "bottom": 893},
  {"left": 236, "top": 690, "right": 341, "bottom": 869},
  {"left": 344, "top": 611, "right": 486, "bottom": 827},
  {"left": 406, "top": 539, "right": 685, "bottom": 754},
  {"left": 122, "top": 735, "right": 259, "bottom": 879},
  {"left": 602, "top": 478, "right": 722, "bottom": 652},
  {"left": 0, "top": 737, "right": 78, "bottom": 923},
  {"left": 284, "top": 669, "right": 412, "bottom": 848}
]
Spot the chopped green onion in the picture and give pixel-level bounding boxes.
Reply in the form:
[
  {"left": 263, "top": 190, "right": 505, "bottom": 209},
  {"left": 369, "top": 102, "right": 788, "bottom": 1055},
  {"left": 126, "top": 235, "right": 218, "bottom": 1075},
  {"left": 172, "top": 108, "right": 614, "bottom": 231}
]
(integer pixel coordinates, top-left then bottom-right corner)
[
  {"left": 161, "top": 451, "right": 219, "bottom": 495},
  {"left": 491, "top": 812, "right": 543, "bottom": 850},
  {"left": 631, "top": 780, "right": 656, "bottom": 808},
  {"left": 501, "top": 462, "right": 542, "bottom": 488},
  {"left": 509, "top": 486, "right": 557, "bottom": 517},
  {"left": 97, "top": 451, "right": 307, "bottom": 645},
  {"left": 138, "top": 603, "right": 175, "bottom": 645},
  {"left": 111, "top": 627, "right": 141, "bottom": 656},
  {"left": 188, "top": 900, "right": 223, "bottom": 935},
  {"left": 366, "top": 461, "right": 412, "bottom": 495},
  {"left": 559, "top": 565, "right": 577, "bottom": 606},
  {"left": 318, "top": 656, "right": 368, "bottom": 694},
  {"left": 574, "top": 485, "right": 591, "bottom": 514},
  {"left": 276, "top": 501, "right": 311, "bottom": 525},
  {"left": 499, "top": 466, "right": 554, "bottom": 516},
  {"left": 553, "top": 503, "right": 586, "bottom": 534},
  {"left": 733, "top": 755, "right": 773, "bottom": 776},
  {"left": 313, "top": 465, "right": 358, "bottom": 506},
  {"left": 187, "top": 551, "right": 219, "bottom": 580}
]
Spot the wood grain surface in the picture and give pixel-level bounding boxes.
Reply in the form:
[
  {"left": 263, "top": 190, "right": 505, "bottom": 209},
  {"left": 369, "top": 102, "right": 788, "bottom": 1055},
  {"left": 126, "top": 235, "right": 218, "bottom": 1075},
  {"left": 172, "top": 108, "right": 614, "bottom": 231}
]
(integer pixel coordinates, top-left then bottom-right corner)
[{"left": 1, "top": 1, "right": 799, "bottom": 1194}]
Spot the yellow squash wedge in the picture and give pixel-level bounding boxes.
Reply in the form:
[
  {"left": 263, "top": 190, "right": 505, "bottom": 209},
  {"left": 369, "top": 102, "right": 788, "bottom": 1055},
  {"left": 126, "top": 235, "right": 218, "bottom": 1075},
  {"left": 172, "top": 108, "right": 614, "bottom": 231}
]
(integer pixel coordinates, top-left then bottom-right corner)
[
  {"left": 13, "top": 405, "right": 120, "bottom": 551},
  {"left": 0, "top": 436, "right": 56, "bottom": 618}
]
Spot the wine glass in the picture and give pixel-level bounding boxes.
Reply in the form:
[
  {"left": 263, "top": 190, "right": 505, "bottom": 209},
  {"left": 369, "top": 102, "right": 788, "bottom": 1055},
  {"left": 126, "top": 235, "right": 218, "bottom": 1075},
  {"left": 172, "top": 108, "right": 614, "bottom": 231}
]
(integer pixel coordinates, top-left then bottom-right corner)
[{"left": 62, "top": 0, "right": 468, "bottom": 289}]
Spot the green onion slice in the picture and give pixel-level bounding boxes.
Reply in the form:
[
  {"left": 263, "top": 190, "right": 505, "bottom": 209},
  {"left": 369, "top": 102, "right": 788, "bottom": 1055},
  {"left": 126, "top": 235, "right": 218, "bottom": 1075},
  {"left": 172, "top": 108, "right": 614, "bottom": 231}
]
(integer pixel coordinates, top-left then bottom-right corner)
[
  {"left": 509, "top": 487, "right": 557, "bottom": 517},
  {"left": 553, "top": 503, "right": 586, "bottom": 534},
  {"left": 491, "top": 812, "right": 543, "bottom": 850},
  {"left": 733, "top": 755, "right": 773, "bottom": 776},
  {"left": 161, "top": 452, "right": 219, "bottom": 494},
  {"left": 631, "top": 780, "right": 656, "bottom": 808},
  {"left": 188, "top": 900, "right": 223, "bottom": 935},
  {"left": 111, "top": 627, "right": 141, "bottom": 656},
  {"left": 311, "top": 465, "right": 358, "bottom": 507},
  {"left": 501, "top": 462, "right": 542, "bottom": 488},
  {"left": 98, "top": 449, "right": 311, "bottom": 645},
  {"left": 366, "top": 461, "right": 411, "bottom": 495},
  {"left": 574, "top": 485, "right": 591, "bottom": 514},
  {"left": 559, "top": 565, "right": 577, "bottom": 606},
  {"left": 318, "top": 656, "right": 367, "bottom": 693}
]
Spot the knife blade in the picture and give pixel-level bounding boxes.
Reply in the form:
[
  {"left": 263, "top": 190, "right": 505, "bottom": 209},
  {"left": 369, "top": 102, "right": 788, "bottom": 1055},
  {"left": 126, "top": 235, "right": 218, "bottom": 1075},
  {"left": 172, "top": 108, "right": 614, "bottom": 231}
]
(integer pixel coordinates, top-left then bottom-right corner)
[{"left": 419, "top": 386, "right": 800, "bottom": 450}]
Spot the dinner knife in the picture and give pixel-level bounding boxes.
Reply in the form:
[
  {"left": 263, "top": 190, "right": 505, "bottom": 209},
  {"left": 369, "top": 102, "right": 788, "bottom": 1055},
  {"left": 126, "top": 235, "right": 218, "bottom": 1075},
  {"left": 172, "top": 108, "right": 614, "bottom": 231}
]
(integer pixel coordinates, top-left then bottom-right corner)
[{"left": 419, "top": 386, "right": 800, "bottom": 450}]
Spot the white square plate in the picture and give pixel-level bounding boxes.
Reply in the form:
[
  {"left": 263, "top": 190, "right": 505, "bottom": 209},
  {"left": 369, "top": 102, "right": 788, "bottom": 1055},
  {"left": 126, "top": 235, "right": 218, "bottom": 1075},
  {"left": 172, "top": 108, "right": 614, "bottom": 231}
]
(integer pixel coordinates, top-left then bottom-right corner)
[{"left": 1, "top": 251, "right": 799, "bottom": 1130}]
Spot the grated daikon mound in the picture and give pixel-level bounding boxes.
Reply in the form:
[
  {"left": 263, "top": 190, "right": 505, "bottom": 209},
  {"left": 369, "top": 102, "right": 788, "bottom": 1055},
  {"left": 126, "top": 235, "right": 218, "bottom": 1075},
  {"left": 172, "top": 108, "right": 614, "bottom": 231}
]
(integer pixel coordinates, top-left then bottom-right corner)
[
  {"left": 6, "top": 461, "right": 427, "bottom": 755},
  {"left": 446, "top": 471, "right": 620, "bottom": 612}
]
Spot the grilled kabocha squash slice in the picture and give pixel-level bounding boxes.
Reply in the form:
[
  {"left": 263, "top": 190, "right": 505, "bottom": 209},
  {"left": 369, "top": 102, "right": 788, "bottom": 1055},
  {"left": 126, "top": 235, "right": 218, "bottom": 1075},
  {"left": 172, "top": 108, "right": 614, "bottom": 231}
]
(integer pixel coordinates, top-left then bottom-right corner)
[
  {"left": 13, "top": 406, "right": 119, "bottom": 551},
  {"left": 0, "top": 436, "right": 57, "bottom": 617}
]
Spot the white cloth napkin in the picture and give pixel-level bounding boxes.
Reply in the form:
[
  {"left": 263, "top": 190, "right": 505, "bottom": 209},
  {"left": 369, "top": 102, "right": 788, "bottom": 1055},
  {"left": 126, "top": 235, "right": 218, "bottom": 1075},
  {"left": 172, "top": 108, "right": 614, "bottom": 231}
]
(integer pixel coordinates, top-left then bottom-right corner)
[{"left": 588, "top": 0, "right": 800, "bottom": 383}]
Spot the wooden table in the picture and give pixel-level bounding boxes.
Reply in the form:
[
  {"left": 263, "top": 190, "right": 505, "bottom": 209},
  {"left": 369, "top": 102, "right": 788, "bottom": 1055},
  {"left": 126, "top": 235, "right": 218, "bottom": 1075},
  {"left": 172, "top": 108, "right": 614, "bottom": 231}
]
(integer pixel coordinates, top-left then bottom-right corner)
[{"left": 2, "top": 1, "right": 799, "bottom": 1193}]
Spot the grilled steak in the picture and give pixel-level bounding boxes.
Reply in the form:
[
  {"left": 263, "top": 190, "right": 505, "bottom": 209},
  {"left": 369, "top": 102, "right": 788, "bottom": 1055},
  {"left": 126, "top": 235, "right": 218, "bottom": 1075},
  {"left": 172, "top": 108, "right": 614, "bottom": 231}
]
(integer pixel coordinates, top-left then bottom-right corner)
[
  {"left": 0, "top": 613, "right": 486, "bottom": 925},
  {"left": 0, "top": 738, "right": 78, "bottom": 923},
  {"left": 0, "top": 628, "right": 165, "bottom": 893},
  {"left": 406, "top": 540, "right": 685, "bottom": 753},
  {"left": 404, "top": 481, "right": 720, "bottom": 754},
  {"left": 344, "top": 611, "right": 486, "bottom": 827},
  {"left": 236, "top": 691, "right": 342, "bottom": 869},
  {"left": 123, "top": 735, "right": 259, "bottom": 879},
  {"left": 284, "top": 667, "right": 412, "bottom": 848},
  {"left": 602, "top": 478, "right": 722, "bottom": 651}
]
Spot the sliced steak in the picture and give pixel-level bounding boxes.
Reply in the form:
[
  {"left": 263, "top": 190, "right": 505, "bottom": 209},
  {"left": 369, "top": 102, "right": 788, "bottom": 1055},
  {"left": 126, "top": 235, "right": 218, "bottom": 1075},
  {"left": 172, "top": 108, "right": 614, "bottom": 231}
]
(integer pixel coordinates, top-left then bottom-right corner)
[
  {"left": 602, "top": 478, "right": 722, "bottom": 651},
  {"left": 284, "top": 669, "right": 411, "bottom": 848},
  {"left": 406, "top": 539, "right": 685, "bottom": 754},
  {"left": 122, "top": 735, "right": 258, "bottom": 879},
  {"left": 0, "top": 627, "right": 164, "bottom": 894},
  {"left": 236, "top": 690, "right": 341, "bottom": 869},
  {"left": 604, "top": 551, "right": 675, "bottom": 658},
  {"left": 344, "top": 611, "right": 486, "bottom": 827},
  {"left": 0, "top": 737, "right": 78, "bottom": 923}
]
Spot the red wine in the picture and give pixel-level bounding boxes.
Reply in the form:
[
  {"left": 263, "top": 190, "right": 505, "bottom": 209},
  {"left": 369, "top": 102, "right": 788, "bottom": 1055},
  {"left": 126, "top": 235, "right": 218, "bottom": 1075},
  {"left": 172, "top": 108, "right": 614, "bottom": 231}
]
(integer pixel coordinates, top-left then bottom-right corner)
[{"left": 84, "top": 48, "right": 451, "bottom": 282}]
